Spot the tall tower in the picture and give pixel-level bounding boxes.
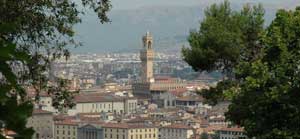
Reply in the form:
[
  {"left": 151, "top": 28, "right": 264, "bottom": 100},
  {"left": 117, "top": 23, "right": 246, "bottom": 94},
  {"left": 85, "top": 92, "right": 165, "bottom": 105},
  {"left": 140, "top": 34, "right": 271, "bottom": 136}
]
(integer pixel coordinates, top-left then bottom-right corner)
[{"left": 140, "top": 31, "right": 154, "bottom": 82}]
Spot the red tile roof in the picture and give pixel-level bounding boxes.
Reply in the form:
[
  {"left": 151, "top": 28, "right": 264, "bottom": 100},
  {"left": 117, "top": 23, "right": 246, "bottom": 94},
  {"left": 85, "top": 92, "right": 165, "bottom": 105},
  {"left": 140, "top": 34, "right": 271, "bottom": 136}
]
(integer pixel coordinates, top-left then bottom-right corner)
[
  {"left": 176, "top": 95, "right": 203, "bottom": 102},
  {"left": 32, "top": 109, "right": 52, "bottom": 115},
  {"left": 163, "top": 124, "right": 192, "bottom": 129},
  {"left": 55, "top": 120, "right": 79, "bottom": 126},
  {"left": 218, "top": 127, "right": 244, "bottom": 132},
  {"left": 74, "top": 93, "right": 135, "bottom": 103}
]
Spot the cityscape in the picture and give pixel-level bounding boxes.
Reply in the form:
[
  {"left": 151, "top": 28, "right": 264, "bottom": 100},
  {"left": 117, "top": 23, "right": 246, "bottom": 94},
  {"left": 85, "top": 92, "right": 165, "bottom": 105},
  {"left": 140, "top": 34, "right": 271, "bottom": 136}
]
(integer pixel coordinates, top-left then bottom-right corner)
[
  {"left": 25, "top": 32, "right": 227, "bottom": 139},
  {"left": 1, "top": 0, "right": 300, "bottom": 139}
]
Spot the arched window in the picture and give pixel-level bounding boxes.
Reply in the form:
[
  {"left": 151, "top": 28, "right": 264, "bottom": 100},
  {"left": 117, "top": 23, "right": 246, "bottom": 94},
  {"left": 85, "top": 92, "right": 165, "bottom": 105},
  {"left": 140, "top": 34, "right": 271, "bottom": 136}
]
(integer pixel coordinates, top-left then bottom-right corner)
[{"left": 147, "top": 41, "right": 152, "bottom": 49}]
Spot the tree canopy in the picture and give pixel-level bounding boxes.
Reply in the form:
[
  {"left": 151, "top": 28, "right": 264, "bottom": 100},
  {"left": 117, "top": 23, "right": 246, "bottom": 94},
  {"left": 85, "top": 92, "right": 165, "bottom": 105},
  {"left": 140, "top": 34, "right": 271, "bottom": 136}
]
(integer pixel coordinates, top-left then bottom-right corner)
[
  {"left": 183, "top": 1, "right": 300, "bottom": 138},
  {"left": 0, "top": 0, "right": 111, "bottom": 138}
]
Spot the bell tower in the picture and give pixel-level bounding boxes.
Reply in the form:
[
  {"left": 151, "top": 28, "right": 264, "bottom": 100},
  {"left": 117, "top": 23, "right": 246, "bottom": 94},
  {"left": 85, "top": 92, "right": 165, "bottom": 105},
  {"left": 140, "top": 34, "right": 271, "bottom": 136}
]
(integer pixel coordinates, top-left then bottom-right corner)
[{"left": 140, "top": 31, "right": 154, "bottom": 82}]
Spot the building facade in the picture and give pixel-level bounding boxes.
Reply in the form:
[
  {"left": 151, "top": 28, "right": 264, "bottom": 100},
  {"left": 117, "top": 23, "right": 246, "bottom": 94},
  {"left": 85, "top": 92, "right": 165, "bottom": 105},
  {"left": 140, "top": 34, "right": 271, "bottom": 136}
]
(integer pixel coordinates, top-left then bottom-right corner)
[
  {"left": 27, "top": 109, "right": 54, "bottom": 139},
  {"left": 72, "top": 93, "right": 137, "bottom": 115},
  {"left": 103, "top": 123, "right": 158, "bottom": 139},
  {"left": 78, "top": 124, "right": 103, "bottom": 139},
  {"left": 159, "top": 124, "right": 194, "bottom": 139},
  {"left": 217, "top": 127, "right": 252, "bottom": 139},
  {"left": 54, "top": 121, "right": 79, "bottom": 139}
]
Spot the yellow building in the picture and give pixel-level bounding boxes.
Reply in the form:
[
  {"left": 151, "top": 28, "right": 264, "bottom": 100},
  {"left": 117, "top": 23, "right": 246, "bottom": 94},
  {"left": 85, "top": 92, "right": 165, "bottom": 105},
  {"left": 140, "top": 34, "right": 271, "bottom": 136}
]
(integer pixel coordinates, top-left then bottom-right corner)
[
  {"left": 54, "top": 121, "right": 79, "bottom": 139},
  {"left": 103, "top": 123, "right": 158, "bottom": 139},
  {"left": 159, "top": 124, "right": 194, "bottom": 139}
]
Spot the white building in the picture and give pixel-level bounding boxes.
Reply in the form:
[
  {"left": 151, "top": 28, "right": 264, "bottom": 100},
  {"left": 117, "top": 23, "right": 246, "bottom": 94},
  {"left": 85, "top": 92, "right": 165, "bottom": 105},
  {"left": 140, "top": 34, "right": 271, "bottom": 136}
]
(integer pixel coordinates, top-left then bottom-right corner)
[
  {"left": 27, "top": 109, "right": 54, "bottom": 139},
  {"left": 217, "top": 127, "right": 252, "bottom": 139},
  {"left": 71, "top": 93, "right": 138, "bottom": 115}
]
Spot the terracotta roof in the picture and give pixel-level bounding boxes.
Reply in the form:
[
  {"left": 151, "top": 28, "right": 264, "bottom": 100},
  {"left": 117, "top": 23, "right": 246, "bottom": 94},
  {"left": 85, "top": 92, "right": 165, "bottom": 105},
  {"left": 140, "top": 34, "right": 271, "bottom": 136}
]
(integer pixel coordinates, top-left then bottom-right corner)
[
  {"left": 218, "top": 127, "right": 244, "bottom": 132},
  {"left": 4, "top": 129, "right": 17, "bottom": 136},
  {"left": 75, "top": 93, "right": 135, "bottom": 103},
  {"left": 55, "top": 120, "right": 79, "bottom": 126},
  {"left": 169, "top": 88, "right": 187, "bottom": 96},
  {"left": 102, "top": 123, "right": 156, "bottom": 129},
  {"left": 202, "top": 125, "right": 226, "bottom": 132},
  {"left": 32, "top": 109, "right": 52, "bottom": 115},
  {"left": 176, "top": 95, "right": 203, "bottom": 102},
  {"left": 163, "top": 124, "right": 192, "bottom": 129}
]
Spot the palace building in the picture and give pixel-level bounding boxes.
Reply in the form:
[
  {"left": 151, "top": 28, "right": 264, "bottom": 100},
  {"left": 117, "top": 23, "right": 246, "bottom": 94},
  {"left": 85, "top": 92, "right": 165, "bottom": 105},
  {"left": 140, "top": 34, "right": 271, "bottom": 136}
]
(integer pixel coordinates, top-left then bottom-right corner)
[{"left": 132, "top": 32, "right": 187, "bottom": 97}]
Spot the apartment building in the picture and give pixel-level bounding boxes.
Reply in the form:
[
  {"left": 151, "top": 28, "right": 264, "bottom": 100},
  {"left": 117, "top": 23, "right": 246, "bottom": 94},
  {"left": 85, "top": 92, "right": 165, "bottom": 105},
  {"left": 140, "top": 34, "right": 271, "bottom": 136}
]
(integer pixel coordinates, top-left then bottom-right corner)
[
  {"left": 217, "top": 127, "right": 252, "bottom": 139},
  {"left": 159, "top": 124, "right": 194, "bottom": 139},
  {"left": 54, "top": 121, "right": 79, "bottom": 139},
  {"left": 103, "top": 123, "right": 158, "bottom": 139}
]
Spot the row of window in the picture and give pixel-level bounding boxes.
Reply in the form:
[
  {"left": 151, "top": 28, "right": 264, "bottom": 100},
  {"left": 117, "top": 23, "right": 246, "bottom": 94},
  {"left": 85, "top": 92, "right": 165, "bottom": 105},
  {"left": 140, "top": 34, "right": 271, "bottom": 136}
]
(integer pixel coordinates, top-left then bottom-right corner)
[
  {"left": 56, "top": 130, "right": 76, "bottom": 136},
  {"left": 105, "top": 128, "right": 155, "bottom": 133},
  {"left": 56, "top": 125, "right": 76, "bottom": 129},
  {"left": 104, "top": 134, "right": 156, "bottom": 139}
]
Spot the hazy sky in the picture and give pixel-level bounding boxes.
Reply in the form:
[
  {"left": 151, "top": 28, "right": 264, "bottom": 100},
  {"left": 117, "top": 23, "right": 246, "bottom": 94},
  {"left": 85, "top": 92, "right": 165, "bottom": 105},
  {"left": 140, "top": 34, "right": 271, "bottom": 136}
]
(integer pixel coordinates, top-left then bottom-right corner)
[
  {"left": 110, "top": 0, "right": 299, "bottom": 10},
  {"left": 72, "top": 0, "right": 300, "bottom": 53}
]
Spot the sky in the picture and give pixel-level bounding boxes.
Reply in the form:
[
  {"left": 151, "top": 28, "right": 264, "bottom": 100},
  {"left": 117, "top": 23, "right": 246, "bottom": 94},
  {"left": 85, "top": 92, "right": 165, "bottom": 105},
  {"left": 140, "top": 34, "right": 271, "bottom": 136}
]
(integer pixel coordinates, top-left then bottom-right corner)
[
  {"left": 110, "top": 0, "right": 298, "bottom": 10},
  {"left": 72, "top": 0, "right": 300, "bottom": 53}
]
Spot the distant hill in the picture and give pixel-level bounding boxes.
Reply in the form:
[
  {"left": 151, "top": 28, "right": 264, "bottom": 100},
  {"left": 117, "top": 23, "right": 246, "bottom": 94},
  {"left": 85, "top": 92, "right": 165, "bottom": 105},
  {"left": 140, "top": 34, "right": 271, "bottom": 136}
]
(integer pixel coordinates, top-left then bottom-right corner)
[{"left": 72, "top": 0, "right": 300, "bottom": 53}]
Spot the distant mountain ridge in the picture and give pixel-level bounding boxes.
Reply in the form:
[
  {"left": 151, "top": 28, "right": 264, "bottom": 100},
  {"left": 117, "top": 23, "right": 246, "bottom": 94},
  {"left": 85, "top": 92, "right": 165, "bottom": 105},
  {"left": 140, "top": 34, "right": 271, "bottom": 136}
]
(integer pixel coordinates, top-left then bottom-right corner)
[{"left": 72, "top": 1, "right": 300, "bottom": 53}]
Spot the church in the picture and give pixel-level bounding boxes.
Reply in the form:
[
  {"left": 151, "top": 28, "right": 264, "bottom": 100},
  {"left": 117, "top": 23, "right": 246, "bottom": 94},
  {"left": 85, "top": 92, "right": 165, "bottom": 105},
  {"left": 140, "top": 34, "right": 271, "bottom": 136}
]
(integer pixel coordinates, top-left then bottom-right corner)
[{"left": 132, "top": 32, "right": 187, "bottom": 97}]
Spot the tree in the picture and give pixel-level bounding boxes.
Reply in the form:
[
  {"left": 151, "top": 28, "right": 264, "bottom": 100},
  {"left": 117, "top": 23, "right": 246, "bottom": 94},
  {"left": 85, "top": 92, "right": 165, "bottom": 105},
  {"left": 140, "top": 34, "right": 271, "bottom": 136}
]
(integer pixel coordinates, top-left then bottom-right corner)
[
  {"left": 183, "top": 0, "right": 265, "bottom": 104},
  {"left": 0, "top": 0, "right": 111, "bottom": 138},
  {"left": 183, "top": 1, "right": 300, "bottom": 138},
  {"left": 226, "top": 7, "right": 300, "bottom": 138},
  {"left": 182, "top": 1, "right": 264, "bottom": 76}
]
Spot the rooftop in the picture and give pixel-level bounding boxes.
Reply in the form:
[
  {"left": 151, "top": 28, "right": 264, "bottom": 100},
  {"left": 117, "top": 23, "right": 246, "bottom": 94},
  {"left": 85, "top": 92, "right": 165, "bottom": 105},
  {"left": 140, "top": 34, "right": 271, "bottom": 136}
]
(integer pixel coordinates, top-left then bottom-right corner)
[
  {"left": 218, "top": 127, "right": 244, "bottom": 132},
  {"left": 32, "top": 109, "right": 52, "bottom": 115},
  {"left": 163, "top": 124, "right": 192, "bottom": 129},
  {"left": 75, "top": 93, "right": 135, "bottom": 103}
]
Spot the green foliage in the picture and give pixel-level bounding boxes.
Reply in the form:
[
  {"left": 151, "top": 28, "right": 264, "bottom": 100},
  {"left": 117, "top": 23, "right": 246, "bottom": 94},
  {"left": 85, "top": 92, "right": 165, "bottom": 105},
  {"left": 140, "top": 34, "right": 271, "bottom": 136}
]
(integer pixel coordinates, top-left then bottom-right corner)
[
  {"left": 0, "top": 0, "right": 111, "bottom": 138},
  {"left": 200, "top": 132, "right": 209, "bottom": 139},
  {"left": 226, "top": 7, "right": 300, "bottom": 138},
  {"left": 182, "top": 0, "right": 264, "bottom": 75},
  {"left": 183, "top": 1, "right": 300, "bottom": 138}
]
